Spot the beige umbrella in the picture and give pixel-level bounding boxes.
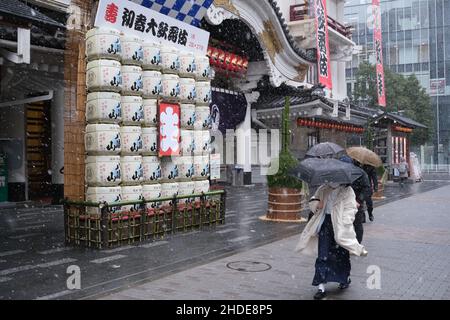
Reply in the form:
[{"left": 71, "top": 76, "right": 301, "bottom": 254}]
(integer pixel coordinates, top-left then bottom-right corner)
[{"left": 346, "top": 147, "right": 383, "bottom": 168}]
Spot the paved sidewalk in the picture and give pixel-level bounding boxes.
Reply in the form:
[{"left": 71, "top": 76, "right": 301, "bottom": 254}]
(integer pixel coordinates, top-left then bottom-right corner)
[{"left": 99, "top": 184, "right": 450, "bottom": 300}]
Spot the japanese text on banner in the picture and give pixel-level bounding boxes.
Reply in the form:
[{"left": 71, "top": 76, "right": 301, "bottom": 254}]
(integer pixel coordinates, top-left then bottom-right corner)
[
  {"left": 373, "top": 0, "right": 386, "bottom": 107},
  {"left": 95, "top": 0, "right": 210, "bottom": 55},
  {"left": 314, "top": 0, "right": 332, "bottom": 89}
]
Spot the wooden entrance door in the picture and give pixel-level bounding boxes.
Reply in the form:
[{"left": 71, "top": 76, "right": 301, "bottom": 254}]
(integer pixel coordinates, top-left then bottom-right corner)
[{"left": 26, "top": 101, "right": 52, "bottom": 200}]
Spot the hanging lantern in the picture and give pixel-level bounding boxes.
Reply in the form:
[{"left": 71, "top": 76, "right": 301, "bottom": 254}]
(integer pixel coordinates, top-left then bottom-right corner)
[
  {"left": 242, "top": 57, "right": 249, "bottom": 70},
  {"left": 211, "top": 47, "right": 220, "bottom": 65},
  {"left": 231, "top": 54, "right": 239, "bottom": 72},
  {"left": 217, "top": 49, "right": 225, "bottom": 69},
  {"left": 225, "top": 52, "right": 233, "bottom": 71}
]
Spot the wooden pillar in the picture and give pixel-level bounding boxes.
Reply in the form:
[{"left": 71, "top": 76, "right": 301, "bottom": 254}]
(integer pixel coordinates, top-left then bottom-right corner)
[{"left": 63, "top": 0, "right": 97, "bottom": 200}]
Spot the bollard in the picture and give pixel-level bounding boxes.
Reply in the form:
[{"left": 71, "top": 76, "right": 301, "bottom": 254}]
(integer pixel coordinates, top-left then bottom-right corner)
[
  {"left": 100, "top": 201, "right": 109, "bottom": 249},
  {"left": 171, "top": 194, "right": 178, "bottom": 234},
  {"left": 63, "top": 198, "right": 70, "bottom": 246},
  {"left": 220, "top": 189, "right": 227, "bottom": 224}
]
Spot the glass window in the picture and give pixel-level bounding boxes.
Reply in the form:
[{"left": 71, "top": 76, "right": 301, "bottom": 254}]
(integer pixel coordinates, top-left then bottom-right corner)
[
  {"left": 389, "top": 7, "right": 396, "bottom": 31},
  {"left": 412, "top": 1, "right": 420, "bottom": 29},
  {"left": 436, "top": 0, "right": 443, "bottom": 27},
  {"left": 389, "top": 45, "right": 399, "bottom": 65}
]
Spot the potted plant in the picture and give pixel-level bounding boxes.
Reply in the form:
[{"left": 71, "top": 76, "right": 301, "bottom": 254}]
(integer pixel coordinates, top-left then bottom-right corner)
[{"left": 266, "top": 97, "right": 303, "bottom": 221}]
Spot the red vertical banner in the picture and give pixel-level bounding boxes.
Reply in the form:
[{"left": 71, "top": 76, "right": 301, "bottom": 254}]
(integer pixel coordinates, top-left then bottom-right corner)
[
  {"left": 314, "top": 0, "right": 332, "bottom": 89},
  {"left": 373, "top": 0, "right": 386, "bottom": 107},
  {"left": 159, "top": 102, "right": 180, "bottom": 157}
]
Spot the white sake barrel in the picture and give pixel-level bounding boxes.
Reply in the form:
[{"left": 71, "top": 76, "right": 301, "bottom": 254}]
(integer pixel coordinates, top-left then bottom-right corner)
[
  {"left": 194, "top": 180, "right": 210, "bottom": 194},
  {"left": 193, "top": 130, "right": 203, "bottom": 156},
  {"left": 178, "top": 181, "right": 195, "bottom": 204},
  {"left": 194, "top": 106, "right": 210, "bottom": 130},
  {"left": 121, "top": 185, "right": 143, "bottom": 213},
  {"left": 179, "top": 51, "right": 196, "bottom": 77},
  {"left": 142, "top": 40, "right": 161, "bottom": 70},
  {"left": 180, "top": 129, "right": 194, "bottom": 155},
  {"left": 176, "top": 156, "right": 194, "bottom": 181},
  {"left": 121, "top": 96, "right": 144, "bottom": 125},
  {"left": 86, "top": 92, "right": 121, "bottom": 123},
  {"left": 143, "top": 99, "right": 157, "bottom": 127},
  {"left": 179, "top": 78, "right": 196, "bottom": 103},
  {"left": 121, "top": 65, "right": 143, "bottom": 95},
  {"left": 142, "top": 183, "right": 162, "bottom": 209},
  {"left": 195, "top": 55, "right": 210, "bottom": 80},
  {"left": 161, "top": 157, "right": 179, "bottom": 182},
  {"left": 161, "top": 74, "right": 180, "bottom": 101},
  {"left": 142, "top": 127, "right": 158, "bottom": 155},
  {"left": 180, "top": 104, "right": 196, "bottom": 129},
  {"left": 86, "top": 59, "right": 122, "bottom": 92},
  {"left": 161, "top": 45, "right": 180, "bottom": 74},
  {"left": 195, "top": 81, "right": 212, "bottom": 105},
  {"left": 160, "top": 182, "right": 178, "bottom": 207},
  {"left": 121, "top": 35, "right": 143, "bottom": 65},
  {"left": 86, "top": 186, "right": 122, "bottom": 214},
  {"left": 121, "top": 155, "right": 143, "bottom": 185},
  {"left": 142, "top": 70, "right": 161, "bottom": 98},
  {"left": 142, "top": 156, "right": 161, "bottom": 183},
  {"left": 202, "top": 130, "right": 211, "bottom": 154},
  {"left": 85, "top": 155, "right": 121, "bottom": 186},
  {"left": 85, "top": 124, "right": 121, "bottom": 155},
  {"left": 86, "top": 28, "right": 121, "bottom": 61},
  {"left": 120, "top": 126, "right": 142, "bottom": 155},
  {"left": 194, "top": 155, "right": 210, "bottom": 179}
]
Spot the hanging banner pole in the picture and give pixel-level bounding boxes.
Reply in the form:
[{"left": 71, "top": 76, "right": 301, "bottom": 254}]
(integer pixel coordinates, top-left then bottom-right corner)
[
  {"left": 373, "top": 0, "right": 386, "bottom": 107},
  {"left": 314, "top": 0, "right": 332, "bottom": 90}
]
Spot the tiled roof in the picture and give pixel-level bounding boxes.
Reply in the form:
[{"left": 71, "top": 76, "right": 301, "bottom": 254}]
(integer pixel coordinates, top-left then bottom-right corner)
[
  {"left": 374, "top": 112, "right": 427, "bottom": 129},
  {"left": 0, "top": 0, "right": 64, "bottom": 28}
]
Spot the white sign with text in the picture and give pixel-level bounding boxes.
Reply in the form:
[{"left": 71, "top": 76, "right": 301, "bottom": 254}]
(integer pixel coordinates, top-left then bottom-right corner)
[
  {"left": 94, "top": 0, "right": 210, "bottom": 55},
  {"left": 210, "top": 153, "right": 221, "bottom": 180}
]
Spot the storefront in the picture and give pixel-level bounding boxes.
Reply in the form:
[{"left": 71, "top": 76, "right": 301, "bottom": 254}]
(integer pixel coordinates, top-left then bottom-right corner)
[
  {"left": 371, "top": 112, "right": 427, "bottom": 179},
  {"left": 0, "top": 0, "right": 67, "bottom": 202},
  {"left": 254, "top": 85, "right": 367, "bottom": 160}
]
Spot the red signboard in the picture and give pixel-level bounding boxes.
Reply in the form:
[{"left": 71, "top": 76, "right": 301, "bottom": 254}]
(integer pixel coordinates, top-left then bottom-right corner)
[
  {"left": 373, "top": 0, "right": 386, "bottom": 107},
  {"left": 159, "top": 103, "right": 180, "bottom": 157},
  {"left": 314, "top": 0, "right": 332, "bottom": 89}
]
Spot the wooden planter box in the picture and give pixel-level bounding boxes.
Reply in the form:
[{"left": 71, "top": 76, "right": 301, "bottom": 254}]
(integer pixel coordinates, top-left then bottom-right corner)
[{"left": 267, "top": 187, "right": 303, "bottom": 221}]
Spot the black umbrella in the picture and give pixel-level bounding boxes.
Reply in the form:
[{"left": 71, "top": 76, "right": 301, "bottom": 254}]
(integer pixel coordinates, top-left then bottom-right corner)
[
  {"left": 305, "top": 142, "right": 345, "bottom": 159},
  {"left": 289, "top": 158, "right": 364, "bottom": 187}
]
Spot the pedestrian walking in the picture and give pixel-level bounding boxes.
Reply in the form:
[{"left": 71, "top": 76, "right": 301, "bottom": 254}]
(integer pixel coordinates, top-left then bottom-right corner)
[
  {"left": 362, "top": 164, "right": 377, "bottom": 221},
  {"left": 339, "top": 156, "right": 371, "bottom": 242},
  {"left": 398, "top": 156, "right": 409, "bottom": 187},
  {"left": 295, "top": 182, "right": 368, "bottom": 300}
]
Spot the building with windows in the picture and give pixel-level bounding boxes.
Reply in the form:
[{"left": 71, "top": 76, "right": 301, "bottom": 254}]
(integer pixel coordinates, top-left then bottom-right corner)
[{"left": 344, "top": 0, "right": 450, "bottom": 165}]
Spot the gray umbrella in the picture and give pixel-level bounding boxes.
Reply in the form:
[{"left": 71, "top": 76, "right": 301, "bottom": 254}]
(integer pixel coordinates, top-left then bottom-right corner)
[
  {"left": 289, "top": 158, "right": 363, "bottom": 187},
  {"left": 305, "top": 142, "right": 345, "bottom": 158}
]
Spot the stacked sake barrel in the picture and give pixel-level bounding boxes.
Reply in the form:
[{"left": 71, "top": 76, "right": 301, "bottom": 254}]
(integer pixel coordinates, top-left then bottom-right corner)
[
  {"left": 84, "top": 28, "right": 149, "bottom": 214},
  {"left": 159, "top": 44, "right": 211, "bottom": 207},
  {"left": 84, "top": 27, "right": 211, "bottom": 213}
]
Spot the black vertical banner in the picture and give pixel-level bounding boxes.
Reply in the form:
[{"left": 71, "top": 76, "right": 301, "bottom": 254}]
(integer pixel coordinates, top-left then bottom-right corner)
[{"left": 210, "top": 91, "right": 247, "bottom": 134}]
